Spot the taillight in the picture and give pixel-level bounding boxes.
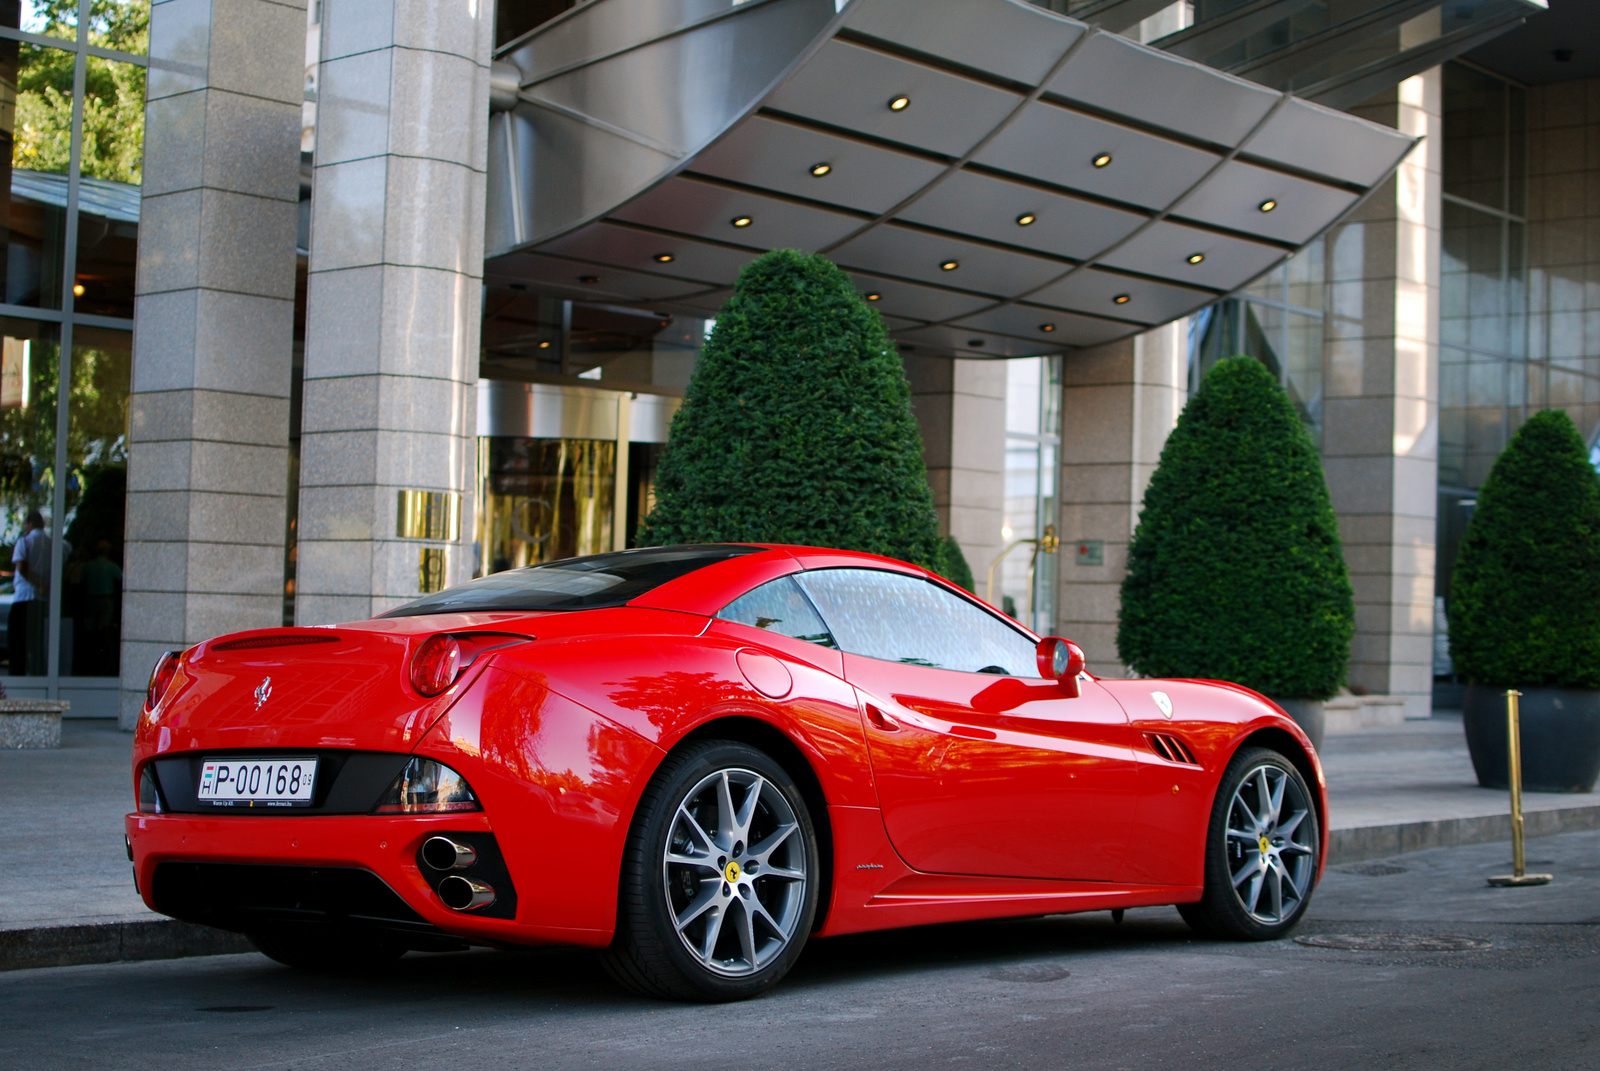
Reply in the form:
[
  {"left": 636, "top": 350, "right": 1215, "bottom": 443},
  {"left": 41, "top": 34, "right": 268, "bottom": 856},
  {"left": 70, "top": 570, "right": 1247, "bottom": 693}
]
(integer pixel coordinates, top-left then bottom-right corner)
[
  {"left": 410, "top": 635, "right": 463, "bottom": 696},
  {"left": 408, "top": 632, "right": 530, "bottom": 697},
  {"left": 373, "top": 757, "right": 480, "bottom": 814},
  {"left": 145, "top": 651, "right": 180, "bottom": 711}
]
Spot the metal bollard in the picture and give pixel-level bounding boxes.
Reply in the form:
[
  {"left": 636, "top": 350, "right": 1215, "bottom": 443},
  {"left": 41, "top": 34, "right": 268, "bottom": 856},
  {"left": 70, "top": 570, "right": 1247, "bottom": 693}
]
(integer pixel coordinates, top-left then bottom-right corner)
[{"left": 1487, "top": 688, "right": 1552, "bottom": 888}]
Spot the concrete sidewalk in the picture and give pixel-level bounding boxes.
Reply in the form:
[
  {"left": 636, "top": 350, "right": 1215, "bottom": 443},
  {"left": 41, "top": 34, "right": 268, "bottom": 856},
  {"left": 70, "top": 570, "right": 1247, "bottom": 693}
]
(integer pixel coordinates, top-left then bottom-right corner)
[
  {"left": 3, "top": 715, "right": 1596, "bottom": 971},
  {"left": 1322, "top": 713, "right": 1600, "bottom": 861}
]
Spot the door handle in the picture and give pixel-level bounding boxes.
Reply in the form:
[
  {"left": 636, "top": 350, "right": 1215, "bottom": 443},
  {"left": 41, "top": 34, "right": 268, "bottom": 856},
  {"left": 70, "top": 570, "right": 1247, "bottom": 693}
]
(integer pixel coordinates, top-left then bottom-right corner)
[{"left": 865, "top": 704, "right": 900, "bottom": 732}]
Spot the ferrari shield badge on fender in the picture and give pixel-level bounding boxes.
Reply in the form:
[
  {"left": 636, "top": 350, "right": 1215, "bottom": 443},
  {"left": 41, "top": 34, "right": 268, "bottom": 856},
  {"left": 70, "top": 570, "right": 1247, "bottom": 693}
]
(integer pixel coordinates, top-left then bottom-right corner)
[
  {"left": 254, "top": 677, "right": 273, "bottom": 711},
  {"left": 1152, "top": 691, "right": 1173, "bottom": 719}
]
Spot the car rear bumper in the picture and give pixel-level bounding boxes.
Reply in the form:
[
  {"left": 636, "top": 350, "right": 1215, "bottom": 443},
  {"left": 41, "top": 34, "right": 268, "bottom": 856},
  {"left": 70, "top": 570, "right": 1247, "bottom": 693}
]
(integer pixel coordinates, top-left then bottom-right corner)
[{"left": 126, "top": 812, "right": 614, "bottom": 949}]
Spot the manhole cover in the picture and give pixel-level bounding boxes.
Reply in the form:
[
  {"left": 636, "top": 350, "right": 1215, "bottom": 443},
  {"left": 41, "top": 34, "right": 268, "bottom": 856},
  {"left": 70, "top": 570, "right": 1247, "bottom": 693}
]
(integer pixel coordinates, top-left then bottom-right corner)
[
  {"left": 988, "top": 963, "right": 1071, "bottom": 983},
  {"left": 1295, "top": 934, "right": 1491, "bottom": 952},
  {"left": 1340, "top": 862, "right": 1408, "bottom": 876}
]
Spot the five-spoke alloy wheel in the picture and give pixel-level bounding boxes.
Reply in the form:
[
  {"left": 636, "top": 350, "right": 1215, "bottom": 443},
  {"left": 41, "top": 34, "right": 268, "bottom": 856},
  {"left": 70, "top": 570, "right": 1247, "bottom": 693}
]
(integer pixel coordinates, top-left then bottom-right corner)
[
  {"left": 1180, "top": 747, "right": 1320, "bottom": 940},
  {"left": 602, "top": 740, "right": 818, "bottom": 1000}
]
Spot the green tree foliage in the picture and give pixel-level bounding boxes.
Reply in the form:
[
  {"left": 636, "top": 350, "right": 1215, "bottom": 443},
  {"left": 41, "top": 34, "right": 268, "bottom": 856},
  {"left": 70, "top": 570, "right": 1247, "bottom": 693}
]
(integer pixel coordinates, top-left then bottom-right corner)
[
  {"left": 1117, "top": 356, "right": 1353, "bottom": 699},
  {"left": 937, "top": 535, "right": 974, "bottom": 591},
  {"left": 639, "top": 250, "right": 950, "bottom": 575},
  {"left": 0, "top": 339, "right": 130, "bottom": 544},
  {"left": 1447, "top": 409, "right": 1600, "bottom": 688},
  {"left": 14, "top": 0, "right": 148, "bottom": 183}
]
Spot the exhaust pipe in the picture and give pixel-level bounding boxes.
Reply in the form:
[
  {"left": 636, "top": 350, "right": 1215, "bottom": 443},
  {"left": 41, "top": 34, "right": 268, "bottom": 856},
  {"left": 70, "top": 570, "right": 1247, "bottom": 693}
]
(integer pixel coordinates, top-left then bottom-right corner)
[
  {"left": 421, "top": 835, "right": 477, "bottom": 871},
  {"left": 438, "top": 874, "right": 496, "bottom": 911}
]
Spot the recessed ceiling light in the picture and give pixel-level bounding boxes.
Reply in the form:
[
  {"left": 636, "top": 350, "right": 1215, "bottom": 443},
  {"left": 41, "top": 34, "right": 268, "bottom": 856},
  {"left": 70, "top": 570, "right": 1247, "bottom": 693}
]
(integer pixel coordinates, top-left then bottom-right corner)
[
  {"left": 1040, "top": 322, "right": 1056, "bottom": 332},
  {"left": 1187, "top": 253, "right": 1205, "bottom": 264},
  {"left": 1113, "top": 293, "right": 1131, "bottom": 304},
  {"left": 1092, "top": 153, "right": 1112, "bottom": 168},
  {"left": 889, "top": 95, "right": 910, "bottom": 111},
  {"left": 578, "top": 275, "right": 599, "bottom": 284},
  {"left": 940, "top": 260, "right": 959, "bottom": 271},
  {"left": 654, "top": 253, "right": 675, "bottom": 263},
  {"left": 810, "top": 162, "right": 832, "bottom": 177},
  {"left": 967, "top": 339, "right": 985, "bottom": 347},
  {"left": 538, "top": 340, "right": 551, "bottom": 349},
  {"left": 731, "top": 216, "right": 752, "bottom": 228},
  {"left": 1259, "top": 198, "right": 1277, "bottom": 212},
  {"left": 865, "top": 293, "right": 882, "bottom": 301},
  {"left": 1016, "top": 213, "right": 1036, "bottom": 226}
]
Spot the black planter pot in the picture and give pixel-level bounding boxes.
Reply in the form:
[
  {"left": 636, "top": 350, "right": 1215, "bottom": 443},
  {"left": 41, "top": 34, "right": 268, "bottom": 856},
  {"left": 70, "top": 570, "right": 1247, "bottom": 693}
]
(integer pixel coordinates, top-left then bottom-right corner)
[{"left": 1462, "top": 685, "right": 1600, "bottom": 793}]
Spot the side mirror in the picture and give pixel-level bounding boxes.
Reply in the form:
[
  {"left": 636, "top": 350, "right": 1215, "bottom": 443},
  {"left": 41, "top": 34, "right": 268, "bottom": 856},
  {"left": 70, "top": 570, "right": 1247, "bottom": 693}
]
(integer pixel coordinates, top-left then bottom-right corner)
[{"left": 1036, "top": 637, "right": 1086, "bottom": 698}]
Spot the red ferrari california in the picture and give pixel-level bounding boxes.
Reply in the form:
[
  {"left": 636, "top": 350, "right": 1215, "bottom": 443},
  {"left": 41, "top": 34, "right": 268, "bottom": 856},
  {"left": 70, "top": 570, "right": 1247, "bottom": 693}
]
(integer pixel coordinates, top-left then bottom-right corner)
[{"left": 128, "top": 544, "right": 1325, "bottom": 1000}]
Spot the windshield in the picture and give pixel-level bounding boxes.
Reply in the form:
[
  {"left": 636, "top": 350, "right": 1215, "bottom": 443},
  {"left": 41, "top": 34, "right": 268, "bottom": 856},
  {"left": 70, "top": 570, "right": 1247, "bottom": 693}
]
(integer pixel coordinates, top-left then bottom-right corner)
[{"left": 380, "top": 545, "right": 764, "bottom": 617}]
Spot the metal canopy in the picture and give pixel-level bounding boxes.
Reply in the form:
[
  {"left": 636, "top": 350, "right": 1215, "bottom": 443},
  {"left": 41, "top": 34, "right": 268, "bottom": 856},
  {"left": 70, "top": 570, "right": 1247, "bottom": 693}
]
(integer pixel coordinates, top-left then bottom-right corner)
[{"left": 486, "top": 0, "right": 1417, "bottom": 359}]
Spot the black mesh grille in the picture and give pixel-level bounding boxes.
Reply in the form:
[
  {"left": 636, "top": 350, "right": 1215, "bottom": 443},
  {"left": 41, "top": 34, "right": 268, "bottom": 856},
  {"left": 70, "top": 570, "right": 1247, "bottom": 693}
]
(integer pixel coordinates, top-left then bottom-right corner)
[{"left": 152, "top": 863, "right": 440, "bottom": 937}]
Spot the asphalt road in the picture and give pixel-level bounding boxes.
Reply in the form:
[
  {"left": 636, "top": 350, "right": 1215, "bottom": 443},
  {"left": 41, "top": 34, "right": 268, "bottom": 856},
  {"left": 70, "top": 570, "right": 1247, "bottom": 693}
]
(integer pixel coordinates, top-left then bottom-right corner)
[{"left": 4, "top": 831, "right": 1597, "bottom": 1071}]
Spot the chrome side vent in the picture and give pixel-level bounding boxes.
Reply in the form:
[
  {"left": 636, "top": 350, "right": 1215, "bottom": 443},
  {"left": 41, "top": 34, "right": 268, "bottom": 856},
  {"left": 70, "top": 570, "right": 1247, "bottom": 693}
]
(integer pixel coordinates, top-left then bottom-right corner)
[{"left": 1147, "top": 733, "right": 1199, "bottom": 766}]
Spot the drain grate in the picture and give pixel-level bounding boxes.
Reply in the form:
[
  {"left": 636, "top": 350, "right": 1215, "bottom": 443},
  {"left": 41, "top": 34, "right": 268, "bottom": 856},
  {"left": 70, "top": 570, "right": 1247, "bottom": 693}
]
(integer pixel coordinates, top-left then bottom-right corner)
[
  {"left": 1296, "top": 934, "right": 1491, "bottom": 952},
  {"left": 1340, "top": 862, "right": 1408, "bottom": 876}
]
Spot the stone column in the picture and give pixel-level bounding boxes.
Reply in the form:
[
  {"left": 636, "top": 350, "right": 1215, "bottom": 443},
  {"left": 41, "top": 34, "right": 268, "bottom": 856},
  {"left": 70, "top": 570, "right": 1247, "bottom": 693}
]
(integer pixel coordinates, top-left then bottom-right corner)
[
  {"left": 1321, "top": 71, "right": 1441, "bottom": 720},
  {"left": 905, "top": 356, "right": 1006, "bottom": 592},
  {"left": 1054, "top": 322, "right": 1186, "bottom": 676},
  {"left": 294, "top": 0, "right": 492, "bottom": 624},
  {"left": 120, "top": 0, "right": 306, "bottom": 728}
]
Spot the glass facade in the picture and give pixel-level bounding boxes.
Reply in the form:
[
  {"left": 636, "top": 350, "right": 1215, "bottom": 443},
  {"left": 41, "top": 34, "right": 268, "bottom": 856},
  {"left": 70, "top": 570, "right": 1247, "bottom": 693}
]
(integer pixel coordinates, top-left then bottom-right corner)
[
  {"left": 1000, "top": 355, "right": 1061, "bottom": 634},
  {"left": 1188, "top": 240, "right": 1328, "bottom": 441},
  {"left": 1437, "top": 60, "right": 1526, "bottom": 630},
  {"left": 1435, "top": 60, "right": 1597, "bottom": 676},
  {"left": 1439, "top": 62, "right": 1528, "bottom": 502},
  {"left": 480, "top": 291, "right": 706, "bottom": 393},
  {"left": 0, "top": 1, "right": 144, "bottom": 700}
]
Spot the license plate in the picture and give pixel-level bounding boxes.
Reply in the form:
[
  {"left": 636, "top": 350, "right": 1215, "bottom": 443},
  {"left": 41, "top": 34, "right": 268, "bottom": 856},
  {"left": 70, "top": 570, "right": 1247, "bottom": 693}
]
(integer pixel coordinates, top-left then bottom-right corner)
[{"left": 197, "top": 758, "right": 318, "bottom": 807}]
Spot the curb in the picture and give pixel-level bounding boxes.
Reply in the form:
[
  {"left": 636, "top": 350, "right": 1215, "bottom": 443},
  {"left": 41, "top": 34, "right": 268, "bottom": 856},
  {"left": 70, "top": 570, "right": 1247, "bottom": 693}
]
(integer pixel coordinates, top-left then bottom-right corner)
[
  {"left": 6, "top": 807, "right": 1599, "bottom": 973},
  {"left": 0, "top": 919, "right": 251, "bottom": 973},
  {"left": 1329, "top": 803, "right": 1600, "bottom": 865}
]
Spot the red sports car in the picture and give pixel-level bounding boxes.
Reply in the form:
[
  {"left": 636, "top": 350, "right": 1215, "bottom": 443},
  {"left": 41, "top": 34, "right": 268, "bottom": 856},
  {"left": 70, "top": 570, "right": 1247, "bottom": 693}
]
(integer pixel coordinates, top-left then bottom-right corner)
[{"left": 128, "top": 544, "right": 1326, "bottom": 1000}]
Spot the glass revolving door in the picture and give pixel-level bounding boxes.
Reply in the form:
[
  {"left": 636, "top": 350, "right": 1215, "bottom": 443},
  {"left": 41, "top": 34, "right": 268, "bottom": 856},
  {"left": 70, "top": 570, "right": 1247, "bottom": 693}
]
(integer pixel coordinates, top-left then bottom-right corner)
[{"left": 478, "top": 437, "right": 616, "bottom": 574}]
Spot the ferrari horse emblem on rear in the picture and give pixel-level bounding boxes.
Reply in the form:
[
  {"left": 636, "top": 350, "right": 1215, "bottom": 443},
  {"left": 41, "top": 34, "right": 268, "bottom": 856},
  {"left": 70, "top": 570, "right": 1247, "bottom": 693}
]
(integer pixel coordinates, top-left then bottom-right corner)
[{"left": 254, "top": 677, "right": 272, "bottom": 711}]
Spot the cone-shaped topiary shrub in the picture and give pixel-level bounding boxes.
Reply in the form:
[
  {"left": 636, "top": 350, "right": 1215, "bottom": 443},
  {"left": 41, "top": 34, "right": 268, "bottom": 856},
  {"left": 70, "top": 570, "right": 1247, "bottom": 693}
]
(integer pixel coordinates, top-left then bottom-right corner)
[
  {"left": 937, "top": 535, "right": 975, "bottom": 592},
  {"left": 1448, "top": 409, "right": 1600, "bottom": 688},
  {"left": 639, "top": 249, "right": 947, "bottom": 573},
  {"left": 1117, "top": 355, "right": 1353, "bottom": 699}
]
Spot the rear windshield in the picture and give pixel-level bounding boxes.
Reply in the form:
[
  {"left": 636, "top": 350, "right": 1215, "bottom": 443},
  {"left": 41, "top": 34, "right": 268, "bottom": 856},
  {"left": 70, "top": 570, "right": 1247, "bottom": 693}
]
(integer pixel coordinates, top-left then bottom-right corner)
[{"left": 379, "top": 545, "right": 764, "bottom": 617}]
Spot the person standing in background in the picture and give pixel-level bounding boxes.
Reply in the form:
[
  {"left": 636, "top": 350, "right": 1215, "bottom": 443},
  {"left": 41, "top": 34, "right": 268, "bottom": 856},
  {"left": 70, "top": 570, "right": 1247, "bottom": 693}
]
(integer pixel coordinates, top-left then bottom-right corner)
[
  {"left": 12, "top": 510, "right": 69, "bottom": 676},
  {"left": 9, "top": 512, "right": 42, "bottom": 675}
]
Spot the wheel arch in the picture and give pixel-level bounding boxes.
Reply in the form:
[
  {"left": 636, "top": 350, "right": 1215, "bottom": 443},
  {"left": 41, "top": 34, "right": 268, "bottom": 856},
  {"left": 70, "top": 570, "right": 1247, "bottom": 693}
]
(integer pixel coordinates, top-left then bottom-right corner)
[
  {"left": 674, "top": 714, "right": 837, "bottom": 934},
  {"left": 1233, "top": 726, "right": 1327, "bottom": 875}
]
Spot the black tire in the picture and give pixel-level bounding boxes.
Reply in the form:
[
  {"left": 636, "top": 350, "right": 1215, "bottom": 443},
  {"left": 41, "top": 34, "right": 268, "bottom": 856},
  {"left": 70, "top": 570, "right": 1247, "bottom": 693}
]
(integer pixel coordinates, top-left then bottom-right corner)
[
  {"left": 248, "top": 925, "right": 408, "bottom": 972},
  {"left": 600, "top": 740, "right": 820, "bottom": 1002},
  {"left": 1179, "top": 746, "right": 1319, "bottom": 940}
]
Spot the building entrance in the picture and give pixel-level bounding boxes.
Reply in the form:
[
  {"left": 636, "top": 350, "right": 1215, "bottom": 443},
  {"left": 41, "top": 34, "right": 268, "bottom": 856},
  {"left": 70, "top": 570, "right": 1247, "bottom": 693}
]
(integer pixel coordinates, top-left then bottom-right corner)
[
  {"left": 474, "top": 381, "right": 679, "bottom": 576},
  {"left": 479, "top": 437, "right": 616, "bottom": 573}
]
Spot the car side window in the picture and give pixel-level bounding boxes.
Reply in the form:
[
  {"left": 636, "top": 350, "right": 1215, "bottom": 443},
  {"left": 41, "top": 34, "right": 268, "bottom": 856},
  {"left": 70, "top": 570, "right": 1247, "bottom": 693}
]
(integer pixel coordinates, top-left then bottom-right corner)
[
  {"left": 717, "top": 576, "right": 837, "bottom": 648},
  {"left": 793, "top": 568, "right": 1039, "bottom": 676}
]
